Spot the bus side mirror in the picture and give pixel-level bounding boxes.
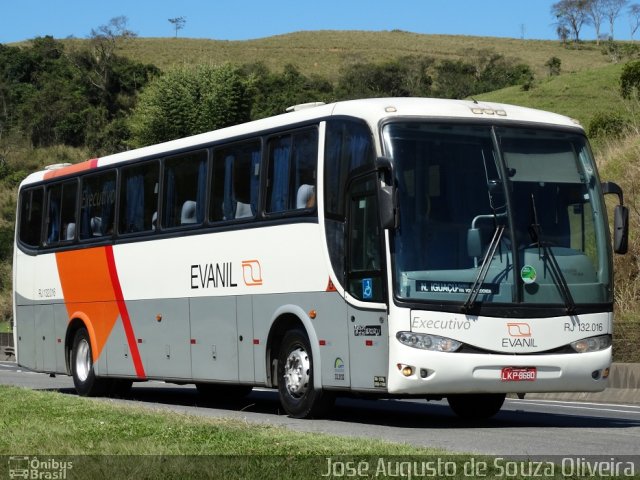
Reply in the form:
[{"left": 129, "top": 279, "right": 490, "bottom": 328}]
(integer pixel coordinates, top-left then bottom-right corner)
[
  {"left": 467, "top": 228, "right": 483, "bottom": 258},
  {"left": 602, "top": 181, "right": 629, "bottom": 254},
  {"left": 613, "top": 204, "right": 629, "bottom": 254},
  {"left": 376, "top": 157, "right": 398, "bottom": 230}
]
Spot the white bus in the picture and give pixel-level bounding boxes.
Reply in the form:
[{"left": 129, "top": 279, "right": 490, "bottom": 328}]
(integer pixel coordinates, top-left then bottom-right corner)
[{"left": 13, "top": 98, "right": 628, "bottom": 419}]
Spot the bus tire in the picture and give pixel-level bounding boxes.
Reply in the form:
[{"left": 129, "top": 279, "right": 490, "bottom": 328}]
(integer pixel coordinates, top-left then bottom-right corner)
[
  {"left": 277, "top": 328, "right": 334, "bottom": 419},
  {"left": 70, "top": 327, "right": 110, "bottom": 397},
  {"left": 447, "top": 393, "right": 506, "bottom": 420}
]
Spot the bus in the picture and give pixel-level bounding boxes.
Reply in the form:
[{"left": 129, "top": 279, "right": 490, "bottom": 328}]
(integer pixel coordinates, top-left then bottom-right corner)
[{"left": 13, "top": 98, "right": 629, "bottom": 419}]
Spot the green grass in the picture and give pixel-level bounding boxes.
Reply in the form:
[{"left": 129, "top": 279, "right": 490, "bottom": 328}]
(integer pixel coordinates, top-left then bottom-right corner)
[
  {"left": 0, "top": 385, "right": 446, "bottom": 456},
  {"left": 476, "top": 63, "right": 627, "bottom": 131},
  {"left": 0, "top": 385, "right": 470, "bottom": 479},
  {"left": 0, "top": 385, "right": 598, "bottom": 479}
]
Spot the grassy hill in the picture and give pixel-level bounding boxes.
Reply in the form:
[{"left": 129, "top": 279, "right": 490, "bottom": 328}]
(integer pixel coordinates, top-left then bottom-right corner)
[
  {"left": 61, "top": 30, "right": 614, "bottom": 81},
  {"left": 476, "top": 63, "right": 627, "bottom": 129}
]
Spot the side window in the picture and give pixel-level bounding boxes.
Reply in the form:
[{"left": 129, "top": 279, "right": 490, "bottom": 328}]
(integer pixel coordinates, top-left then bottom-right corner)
[
  {"left": 45, "top": 181, "right": 78, "bottom": 245},
  {"left": 162, "top": 150, "right": 208, "bottom": 229},
  {"left": 266, "top": 128, "right": 318, "bottom": 213},
  {"left": 211, "top": 141, "right": 260, "bottom": 222},
  {"left": 324, "top": 120, "right": 374, "bottom": 218},
  {"left": 79, "top": 171, "right": 116, "bottom": 239},
  {"left": 19, "top": 188, "right": 44, "bottom": 247},
  {"left": 119, "top": 161, "right": 159, "bottom": 234}
]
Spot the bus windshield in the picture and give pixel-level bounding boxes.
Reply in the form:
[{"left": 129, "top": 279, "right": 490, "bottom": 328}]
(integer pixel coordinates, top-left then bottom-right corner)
[{"left": 383, "top": 122, "right": 612, "bottom": 309}]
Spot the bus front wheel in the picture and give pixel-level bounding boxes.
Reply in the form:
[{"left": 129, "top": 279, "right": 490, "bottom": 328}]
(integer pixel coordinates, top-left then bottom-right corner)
[
  {"left": 70, "top": 327, "right": 110, "bottom": 397},
  {"left": 277, "top": 329, "right": 334, "bottom": 418},
  {"left": 447, "top": 393, "right": 506, "bottom": 420}
]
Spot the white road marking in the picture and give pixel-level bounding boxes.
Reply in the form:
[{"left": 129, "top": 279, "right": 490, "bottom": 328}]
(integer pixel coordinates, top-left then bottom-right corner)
[
  {"left": 509, "top": 399, "right": 640, "bottom": 415},
  {"left": 510, "top": 398, "right": 640, "bottom": 409}
]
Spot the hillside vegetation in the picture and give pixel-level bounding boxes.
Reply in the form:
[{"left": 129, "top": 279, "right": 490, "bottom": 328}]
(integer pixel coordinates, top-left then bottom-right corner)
[
  {"left": 3, "top": 30, "right": 640, "bottom": 360},
  {"left": 477, "top": 63, "right": 627, "bottom": 128}
]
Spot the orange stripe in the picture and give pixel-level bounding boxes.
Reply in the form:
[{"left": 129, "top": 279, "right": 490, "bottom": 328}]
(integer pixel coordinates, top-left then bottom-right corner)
[
  {"left": 56, "top": 247, "right": 119, "bottom": 361},
  {"left": 56, "top": 246, "right": 145, "bottom": 378},
  {"left": 44, "top": 158, "right": 98, "bottom": 180}
]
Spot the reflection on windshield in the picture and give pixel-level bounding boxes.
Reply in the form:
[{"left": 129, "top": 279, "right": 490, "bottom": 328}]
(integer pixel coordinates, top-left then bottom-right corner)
[{"left": 384, "top": 123, "right": 611, "bottom": 310}]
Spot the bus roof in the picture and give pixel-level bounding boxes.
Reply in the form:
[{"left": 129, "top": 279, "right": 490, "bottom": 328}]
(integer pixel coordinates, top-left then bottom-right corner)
[{"left": 21, "top": 97, "right": 582, "bottom": 186}]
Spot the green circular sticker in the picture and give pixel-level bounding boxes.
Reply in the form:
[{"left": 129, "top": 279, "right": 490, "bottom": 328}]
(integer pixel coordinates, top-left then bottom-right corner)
[{"left": 521, "top": 265, "right": 537, "bottom": 284}]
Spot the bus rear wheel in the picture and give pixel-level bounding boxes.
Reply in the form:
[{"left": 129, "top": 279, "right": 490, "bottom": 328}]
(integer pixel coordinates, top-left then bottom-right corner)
[
  {"left": 447, "top": 393, "right": 506, "bottom": 420},
  {"left": 70, "top": 327, "right": 111, "bottom": 397},
  {"left": 277, "top": 329, "right": 334, "bottom": 419}
]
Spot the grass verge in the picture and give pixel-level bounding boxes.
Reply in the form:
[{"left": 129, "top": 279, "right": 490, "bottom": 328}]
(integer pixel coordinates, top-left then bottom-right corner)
[
  {"left": 0, "top": 385, "right": 588, "bottom": 480},
  {"left": 0, "top": 385, "right": 462, "bottom": 479},
  {"left": 0, "top": 385, "right": 446, "bottom": 456}
]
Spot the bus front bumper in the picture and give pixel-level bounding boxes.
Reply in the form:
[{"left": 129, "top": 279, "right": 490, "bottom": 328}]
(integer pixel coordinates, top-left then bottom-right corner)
[{"left": 387, "top": 346, "right": 611, "bottom": 395}]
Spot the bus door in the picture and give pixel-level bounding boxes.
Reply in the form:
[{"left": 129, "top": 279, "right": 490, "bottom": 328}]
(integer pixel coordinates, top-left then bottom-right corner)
[{"left": 345, "top": 173, "right": 389, "bottom": 391}]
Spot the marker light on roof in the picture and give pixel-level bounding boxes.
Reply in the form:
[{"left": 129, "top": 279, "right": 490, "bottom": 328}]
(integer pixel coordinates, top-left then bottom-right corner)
[
  {"left": 471, "top": 107, "right": 507, "bottom": 117},
  {"left": 385, "top": 106, "right": 397, "bottom": 113}
]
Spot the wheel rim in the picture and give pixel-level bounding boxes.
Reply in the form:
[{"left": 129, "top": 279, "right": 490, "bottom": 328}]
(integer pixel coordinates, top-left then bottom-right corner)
[
  {"left": 283, "top": 346, "right": 310, "bottom": 398},
  {"left": 75, "top": 338, "right": 91, "bottom": 383}
]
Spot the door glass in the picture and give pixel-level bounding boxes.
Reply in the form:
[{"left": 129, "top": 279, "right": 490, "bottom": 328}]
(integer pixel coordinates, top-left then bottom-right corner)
[{"left": 348, "top": 175, "right": 384, "bottom": 302}]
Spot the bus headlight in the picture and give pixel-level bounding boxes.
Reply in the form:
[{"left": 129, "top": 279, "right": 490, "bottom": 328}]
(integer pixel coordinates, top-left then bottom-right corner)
[
  {"left": 396, "top": 331, "right": 462, "bottom": 352},
  {"left": 570, "top": 335, "right": 611, "bottom": 353}
]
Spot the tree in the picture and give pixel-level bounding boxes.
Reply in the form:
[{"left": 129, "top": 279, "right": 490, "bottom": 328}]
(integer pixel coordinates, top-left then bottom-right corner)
[
  {"left": 85, "top": 16, "right": 137, "bottom": 102},
  {"left": 339, "top": 61, "right": 414, "bottom": 99},
  {"left": 473, "top": 52, "right": 534, "bottom": 93},
  {"left": 585, "top": 0, "right": 606, "bottom": 44},
  {"left": 604, "top": 0, "right": 628, "bottom": 39},
  {"left": 168, "top": 17, "right": 186, "bottom": 38},
  {"left": 433, "top": 60, "right": 477, "bottom": 99},
  {"left": 552, "top": 0, "right": 591, "bottom": 43},
  {"left": 242, "top": 63, "right": 333, "bottom": 119},
  {"left": 129, "top": 64, "right": 253, "bottom": 147},
  {"left": 556, "top": 22, "right": 571, "bottom": 44},
  {"left": 629, "top": 3, "right": 640, "bottom": 38}
]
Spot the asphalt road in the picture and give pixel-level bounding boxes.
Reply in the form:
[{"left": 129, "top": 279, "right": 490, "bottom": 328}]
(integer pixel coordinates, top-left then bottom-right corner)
[{"left": 1, "top": 361, "right": 639, "bottom": 461}]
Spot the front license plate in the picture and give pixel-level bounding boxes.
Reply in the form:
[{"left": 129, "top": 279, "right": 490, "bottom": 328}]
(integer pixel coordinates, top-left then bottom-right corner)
[{"left": 501, "top": 367, "right": 537, "bottom": 382}]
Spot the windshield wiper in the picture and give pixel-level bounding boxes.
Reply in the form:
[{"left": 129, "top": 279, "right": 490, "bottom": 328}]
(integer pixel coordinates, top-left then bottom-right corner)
[
  {"left": 529, "top": 194, "right": 577, "bottom": 314},
  {"left": 461, "top": 224, "right": 505, "bottom": 313}
]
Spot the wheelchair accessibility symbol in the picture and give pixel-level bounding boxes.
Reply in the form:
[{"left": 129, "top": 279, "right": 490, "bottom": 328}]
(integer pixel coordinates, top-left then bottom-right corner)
[{"left": 362, "top": 278, "right": 373, "bottom": 300}]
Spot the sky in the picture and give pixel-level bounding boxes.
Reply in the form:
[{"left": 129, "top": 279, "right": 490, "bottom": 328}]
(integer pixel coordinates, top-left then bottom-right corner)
[{"left": 1, "top": 0, "right": 639, "bottom": 44}]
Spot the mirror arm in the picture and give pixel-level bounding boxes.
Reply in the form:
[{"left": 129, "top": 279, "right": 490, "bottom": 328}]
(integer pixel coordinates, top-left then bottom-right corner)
[{"left": 602, "top": 181, "right": 624, "bottom": 205}]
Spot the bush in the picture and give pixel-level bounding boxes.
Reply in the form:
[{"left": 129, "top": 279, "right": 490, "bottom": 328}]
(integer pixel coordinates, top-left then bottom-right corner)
[
  {"left": 587, "top": 112, "right": 628, "bottom": 138},
  {"left": 337, "top": 57, "right": 433, "bottom": 99},
  {"left": 545, "top": 56, "right": 562, "bottom": 76},
  {"left": 620, "top": 60, "right": 640, "bottom": 99}
]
